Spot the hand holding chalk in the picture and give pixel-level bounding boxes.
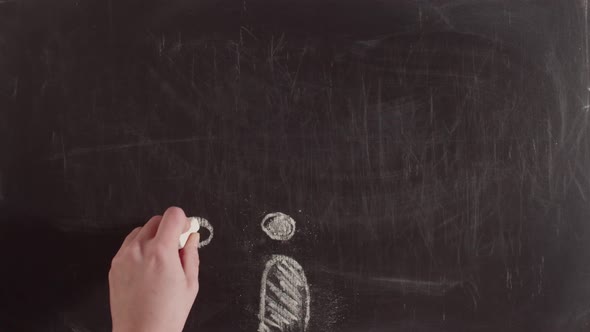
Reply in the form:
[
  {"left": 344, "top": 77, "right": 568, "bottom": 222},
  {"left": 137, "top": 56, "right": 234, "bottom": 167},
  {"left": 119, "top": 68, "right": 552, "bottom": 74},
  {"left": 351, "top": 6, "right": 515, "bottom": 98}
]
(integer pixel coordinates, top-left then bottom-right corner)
[
  {"left": 178, "top": 217, "right": 200, "bottom": 249},
  {"left": 179, "top": 216, "right": 214, "bottom": 249},
  {"left": 109, "top": 207, "right": 201, "bottom": 332}
]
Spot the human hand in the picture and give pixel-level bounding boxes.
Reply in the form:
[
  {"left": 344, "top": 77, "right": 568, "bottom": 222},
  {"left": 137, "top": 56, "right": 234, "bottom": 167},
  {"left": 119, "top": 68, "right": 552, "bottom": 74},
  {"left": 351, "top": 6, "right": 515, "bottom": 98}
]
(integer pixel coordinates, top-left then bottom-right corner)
[{"left": 109, "top": 207, "right": 200, "bottom": 332}]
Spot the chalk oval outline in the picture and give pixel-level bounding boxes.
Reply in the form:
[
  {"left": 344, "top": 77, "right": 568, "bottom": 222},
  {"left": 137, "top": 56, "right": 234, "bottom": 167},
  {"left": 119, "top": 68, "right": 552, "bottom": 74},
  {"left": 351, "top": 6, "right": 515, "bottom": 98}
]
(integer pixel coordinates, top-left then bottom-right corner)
[{"left": 261, "top": 212, "right": 296, "bottom": 241}]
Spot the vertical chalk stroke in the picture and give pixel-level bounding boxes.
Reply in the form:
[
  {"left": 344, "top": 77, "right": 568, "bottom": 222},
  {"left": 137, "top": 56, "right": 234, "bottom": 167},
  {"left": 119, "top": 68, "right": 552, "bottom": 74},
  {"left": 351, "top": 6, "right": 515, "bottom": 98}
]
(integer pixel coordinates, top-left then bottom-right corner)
[
  {"left": 261, "top": 212, "right": 296, "bottom": 241},
  {"left": 258, "top": 255, "right": 310, "bottom": 332}
]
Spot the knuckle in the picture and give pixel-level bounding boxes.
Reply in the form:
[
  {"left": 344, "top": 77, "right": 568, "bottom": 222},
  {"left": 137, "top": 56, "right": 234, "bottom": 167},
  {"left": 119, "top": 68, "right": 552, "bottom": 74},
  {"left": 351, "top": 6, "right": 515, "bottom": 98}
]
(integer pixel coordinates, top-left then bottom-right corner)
[
  {"left": 111, "top": 245, "right": 141, "bottom": 265},
  {"left": 147, "top": 243, "right": 169, "bottom": 261}
]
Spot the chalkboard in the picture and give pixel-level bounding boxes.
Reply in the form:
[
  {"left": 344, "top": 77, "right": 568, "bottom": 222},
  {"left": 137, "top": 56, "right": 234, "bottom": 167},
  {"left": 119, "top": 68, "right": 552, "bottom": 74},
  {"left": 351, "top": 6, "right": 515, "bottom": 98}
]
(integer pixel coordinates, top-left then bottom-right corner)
[{"left": 1, "top": 0, "right": 590, "bottom": 331}]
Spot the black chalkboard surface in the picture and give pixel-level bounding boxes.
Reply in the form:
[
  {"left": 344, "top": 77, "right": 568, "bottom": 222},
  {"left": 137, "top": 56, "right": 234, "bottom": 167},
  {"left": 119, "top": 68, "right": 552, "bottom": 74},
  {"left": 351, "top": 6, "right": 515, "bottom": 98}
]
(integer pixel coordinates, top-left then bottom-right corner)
[{"left": 1, "top": 0, "right": 590, "bottom": 331}]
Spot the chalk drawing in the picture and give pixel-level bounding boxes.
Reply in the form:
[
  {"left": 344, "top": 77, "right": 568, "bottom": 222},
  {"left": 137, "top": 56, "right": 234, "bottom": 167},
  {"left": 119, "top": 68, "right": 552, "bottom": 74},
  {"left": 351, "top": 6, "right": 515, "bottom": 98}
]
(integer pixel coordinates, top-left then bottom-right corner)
[
  {"left": 261, "top": 213, "right": 296, "bottom": 241},
  {"left": 194, "top": 217, "right": 214, "bottom": 249},
  {"left": 258, "top": 255, "right": 310, "bottom": 332}
]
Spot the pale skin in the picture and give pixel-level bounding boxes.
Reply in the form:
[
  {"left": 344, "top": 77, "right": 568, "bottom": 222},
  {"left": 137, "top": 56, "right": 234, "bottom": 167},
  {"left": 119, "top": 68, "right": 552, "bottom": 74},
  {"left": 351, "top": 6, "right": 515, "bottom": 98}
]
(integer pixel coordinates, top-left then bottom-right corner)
[{"left": 109, "top": 207, "right": 200, "bottom": 332}]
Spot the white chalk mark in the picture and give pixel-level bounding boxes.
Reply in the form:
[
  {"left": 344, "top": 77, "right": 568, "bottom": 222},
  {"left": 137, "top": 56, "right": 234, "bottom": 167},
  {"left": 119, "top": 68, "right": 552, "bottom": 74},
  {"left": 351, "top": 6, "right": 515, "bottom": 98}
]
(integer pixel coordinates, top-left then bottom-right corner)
[
  {"left": 278, "top": 279, "right": 302, "bottom": 303},
  {"left": 267, "top": 280, "right": 300, "bottom": 310},
  {"left": 269, "top": 312, "right": 290, "bottom": 328},
  {"left": 261, "top": 212, "right": 296, "bottom": 241},
  {"left": 263, "top": 317, "right": 281, "bottom": 331},
  {"left": 268, "top": 299, "right": 299, "bottom": 321},
  {"left": 194, "top": 217, "right": 214, "bottom": 248},
  {"left": 284, "top": 262, "right": 306, "bottom": 285},
  {"left": 277, "top": 263, "right": 304, "bottom": 288},
  {"left": 264, "top": 317, "right": 281, "bottom": 330},
  {"left": 258, "top": 255, "right": 310, "bottom": 332}
]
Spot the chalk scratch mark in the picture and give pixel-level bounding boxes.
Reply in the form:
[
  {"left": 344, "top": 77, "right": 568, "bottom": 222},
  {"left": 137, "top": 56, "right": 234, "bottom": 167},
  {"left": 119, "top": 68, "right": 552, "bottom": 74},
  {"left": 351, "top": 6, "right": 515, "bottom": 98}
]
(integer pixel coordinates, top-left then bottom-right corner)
[
  {"left": 319, "top": 268, "right": 478, "bottom": 300},
  {"left": 47, "top": 136, "right": 218, "bottom": 160},
  {"left": 370, "top": 276, "right": 464, "bottom": 296}
]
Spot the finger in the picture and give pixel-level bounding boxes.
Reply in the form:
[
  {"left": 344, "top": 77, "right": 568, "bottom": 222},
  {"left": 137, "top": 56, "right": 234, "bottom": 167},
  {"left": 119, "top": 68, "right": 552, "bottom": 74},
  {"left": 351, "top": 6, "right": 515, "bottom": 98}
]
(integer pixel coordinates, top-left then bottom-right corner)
[
  {"left": 180, "top": 232, "right": 200, "bottom": 289},
  {"left": 135, "top": 215, "right": 163, "bottom": 243},
  {"left": 120, "top": 227, "right": 142, "bottom": 249},
  {"left": 155, "top": 206, "right": 189, "bottom": 246}
]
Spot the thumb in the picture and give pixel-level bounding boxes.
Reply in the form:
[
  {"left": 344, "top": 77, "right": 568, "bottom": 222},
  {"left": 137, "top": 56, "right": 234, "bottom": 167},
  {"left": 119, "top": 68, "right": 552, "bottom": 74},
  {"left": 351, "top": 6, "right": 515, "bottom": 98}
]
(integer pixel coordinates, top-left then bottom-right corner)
[{"left": 180, "top": 232, "right": 200, "bottom": 291}]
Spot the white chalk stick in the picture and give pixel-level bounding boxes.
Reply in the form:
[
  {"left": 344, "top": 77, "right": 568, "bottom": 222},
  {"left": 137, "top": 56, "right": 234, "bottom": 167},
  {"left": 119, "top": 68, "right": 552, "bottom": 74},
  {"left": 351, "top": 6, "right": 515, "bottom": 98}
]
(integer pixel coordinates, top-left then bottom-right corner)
[{"left": 178, "top": 217, "right": 201, "bottom": 249}]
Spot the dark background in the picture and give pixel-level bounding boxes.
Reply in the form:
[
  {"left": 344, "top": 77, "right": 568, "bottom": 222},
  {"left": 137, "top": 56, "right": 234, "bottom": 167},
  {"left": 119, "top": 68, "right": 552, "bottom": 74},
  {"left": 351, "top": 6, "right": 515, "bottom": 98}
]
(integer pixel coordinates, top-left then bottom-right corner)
[{"left": 1, "top": 0, "right": 590, "bottom": 331}]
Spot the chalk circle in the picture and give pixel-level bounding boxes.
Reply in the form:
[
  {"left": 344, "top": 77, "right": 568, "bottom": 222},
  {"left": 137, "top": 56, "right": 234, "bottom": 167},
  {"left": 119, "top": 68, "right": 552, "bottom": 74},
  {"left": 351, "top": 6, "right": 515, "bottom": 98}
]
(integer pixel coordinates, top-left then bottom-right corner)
[
  {"left": 190, "top": 217, "right": 214, "bottom": 249},
  {"left": 261, "top": 212, "right": 296, "bottom": 241}
]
